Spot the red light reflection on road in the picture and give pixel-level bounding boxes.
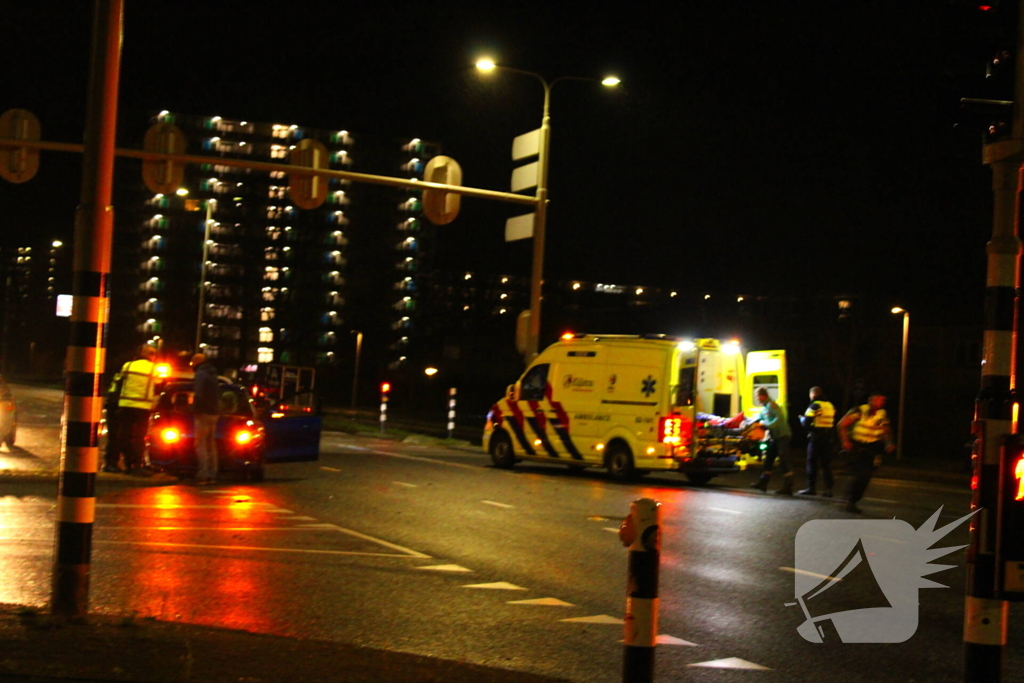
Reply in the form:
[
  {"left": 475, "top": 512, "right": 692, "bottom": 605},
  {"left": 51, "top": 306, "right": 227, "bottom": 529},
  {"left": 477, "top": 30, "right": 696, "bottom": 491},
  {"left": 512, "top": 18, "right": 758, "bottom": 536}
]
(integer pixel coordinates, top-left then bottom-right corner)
[{"left": 119, "top": 486, "right": 281, "bottom": 634}]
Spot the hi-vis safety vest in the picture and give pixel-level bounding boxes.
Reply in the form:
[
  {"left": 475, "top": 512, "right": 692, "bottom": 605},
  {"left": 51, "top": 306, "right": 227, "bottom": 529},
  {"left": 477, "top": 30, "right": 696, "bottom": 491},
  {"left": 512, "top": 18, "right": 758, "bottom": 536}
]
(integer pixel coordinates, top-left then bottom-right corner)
[
  {"left": 852, "top": 405, "right": 888, "bottom": 444},
  {"left": 117, "top": 358, "right": 157, "bottom": 410},
  {"left": 804, "top": 400, "right": 835, "bottom": 429}
]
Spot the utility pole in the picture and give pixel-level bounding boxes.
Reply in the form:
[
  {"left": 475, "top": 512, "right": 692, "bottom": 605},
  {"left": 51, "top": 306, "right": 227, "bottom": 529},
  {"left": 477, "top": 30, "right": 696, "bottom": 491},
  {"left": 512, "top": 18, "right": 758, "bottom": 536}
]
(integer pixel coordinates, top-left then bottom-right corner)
[
  {"left": 50, "top": 0, "right": 123, "bottom": 618},
  {"left": 962, "top": 1, "right": 1024, "bottom": 679}
]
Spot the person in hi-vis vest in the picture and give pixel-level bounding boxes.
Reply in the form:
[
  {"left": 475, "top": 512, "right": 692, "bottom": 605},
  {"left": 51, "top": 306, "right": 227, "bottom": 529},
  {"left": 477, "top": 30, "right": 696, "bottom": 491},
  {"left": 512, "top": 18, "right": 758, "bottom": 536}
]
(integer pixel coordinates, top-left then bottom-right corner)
[
  {"left": 797, "top": 386, "right": 835, "bottom": 497},
  {"left": 837, "top": 391, "right": 895, "bottom": 514},
  {"left": 117, "top": 344, "right": 158, "bottom": 474}
]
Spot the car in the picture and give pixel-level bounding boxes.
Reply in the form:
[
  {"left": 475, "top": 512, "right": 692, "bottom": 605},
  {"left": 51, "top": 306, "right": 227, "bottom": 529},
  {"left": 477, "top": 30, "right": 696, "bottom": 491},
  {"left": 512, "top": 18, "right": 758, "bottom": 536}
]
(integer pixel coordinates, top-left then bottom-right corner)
[
  {"left": 0, "top": 376, "right": 16, "bottom": 448},
  {"left": 146, "top": 378, "right": 321, "bottom": 481}
]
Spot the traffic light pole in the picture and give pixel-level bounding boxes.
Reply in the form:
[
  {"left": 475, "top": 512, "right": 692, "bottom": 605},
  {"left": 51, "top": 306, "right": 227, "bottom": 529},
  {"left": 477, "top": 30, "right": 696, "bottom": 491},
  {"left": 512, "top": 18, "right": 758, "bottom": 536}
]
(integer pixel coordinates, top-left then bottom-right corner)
[
  {"left": 51, "top": 0, "right": 123, "bottom": 619},
  {"left": 963, "top": 3, "right": 1024, "bottom": 678}
]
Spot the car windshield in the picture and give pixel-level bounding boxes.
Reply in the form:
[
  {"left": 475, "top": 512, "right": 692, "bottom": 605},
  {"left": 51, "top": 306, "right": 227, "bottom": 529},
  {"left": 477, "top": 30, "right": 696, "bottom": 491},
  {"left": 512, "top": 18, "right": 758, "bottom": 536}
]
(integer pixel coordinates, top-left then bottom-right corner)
[{"left": 157, "top": 382, "right": 251, "bottom": 417}]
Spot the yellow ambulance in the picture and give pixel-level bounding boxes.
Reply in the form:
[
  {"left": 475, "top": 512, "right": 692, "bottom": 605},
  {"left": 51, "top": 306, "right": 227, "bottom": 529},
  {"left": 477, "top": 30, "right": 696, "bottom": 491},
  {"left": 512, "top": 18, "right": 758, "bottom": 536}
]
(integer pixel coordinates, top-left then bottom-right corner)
[{"left": 483, "top": 335, "right": 787, "bottom": 484}]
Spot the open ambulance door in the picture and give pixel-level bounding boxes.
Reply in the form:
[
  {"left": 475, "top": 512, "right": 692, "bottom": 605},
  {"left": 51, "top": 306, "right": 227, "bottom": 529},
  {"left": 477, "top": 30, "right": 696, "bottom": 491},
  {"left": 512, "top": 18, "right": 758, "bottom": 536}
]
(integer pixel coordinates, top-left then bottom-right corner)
[{"left": 742, "top": 350, "right": 787, "bottom": 419}]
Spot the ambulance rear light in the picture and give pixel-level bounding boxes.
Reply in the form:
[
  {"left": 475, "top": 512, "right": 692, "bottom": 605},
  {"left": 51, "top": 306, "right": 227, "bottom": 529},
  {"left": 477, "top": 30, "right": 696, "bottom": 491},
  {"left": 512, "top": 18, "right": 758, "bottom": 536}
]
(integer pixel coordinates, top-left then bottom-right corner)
[{"left": 660, "top": 416, "right": 682, "bottom": 445}]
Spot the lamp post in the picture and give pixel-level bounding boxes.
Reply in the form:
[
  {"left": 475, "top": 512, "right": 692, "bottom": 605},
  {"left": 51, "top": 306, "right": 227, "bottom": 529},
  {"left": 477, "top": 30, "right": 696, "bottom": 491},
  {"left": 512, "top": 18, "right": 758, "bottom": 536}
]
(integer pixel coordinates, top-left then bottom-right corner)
[
  {"left": 195, "top": 197, "right": 215, "bottom": 353},
  {"left": 891, "top": 307, "right": 909, "bottom": 461},
  {"left": 476, "top": 59, "right": 619, "bottom": 362},
  {"left": 351, "top": 330, "right": 362, "bottom": 409}
]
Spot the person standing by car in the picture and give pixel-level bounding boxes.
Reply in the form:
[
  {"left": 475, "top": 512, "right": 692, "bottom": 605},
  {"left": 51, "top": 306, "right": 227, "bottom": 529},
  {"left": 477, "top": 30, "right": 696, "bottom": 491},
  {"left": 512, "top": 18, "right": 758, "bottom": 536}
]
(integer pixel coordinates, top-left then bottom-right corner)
[
  {"left": 117, "top": 345, "right": 158, "bottom": 475},
  {"left": 101, "top": 364, "right": 125, "bottom": 472},
  {"left": 837, "top": 391, "right": 895, "bottom": 514},
  {"left": 797, "top": 386, "right": 835, "bottom": 497},
  {"left": 750, "top": 386, "right": 795, "bottom": 495},
  {"left": 191, "top": 353, "right": 220, "bottom": 485}
]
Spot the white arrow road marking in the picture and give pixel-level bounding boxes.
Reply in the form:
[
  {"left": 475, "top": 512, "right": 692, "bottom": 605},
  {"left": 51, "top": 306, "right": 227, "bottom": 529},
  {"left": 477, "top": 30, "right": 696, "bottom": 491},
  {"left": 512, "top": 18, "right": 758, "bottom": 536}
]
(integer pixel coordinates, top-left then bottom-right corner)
[
  {"left": 508, "top": 598, "right": 576, "bottom": 607},
  {"left": 688, "top": 658, "right": 770, "bottom": 670},
  {"left": 708, "top": 507, "right": 742, "bottom": 514},
  {"left": 481, "top": 500, "right": 514, "bottom": 509},
  {"left": 320, "top": 466, "right": 341, "bottom": 472},
  {"left": 656, "top": 635, "right": 698, "bottom": 646},
  {"left": 392, "top": 481, "right": 418, "bottom": 488},
  {"left": 780, "top": 566, "right": 842, "bottom": 582},
  {"left": 417, "top": 564, "right": 472, "bottom": 572},
  {"left": 462, "top": 582, "right": 527, "bottom": 590},
  {"left": 560, "top": 615, "right": 624, "bottom": 624}
]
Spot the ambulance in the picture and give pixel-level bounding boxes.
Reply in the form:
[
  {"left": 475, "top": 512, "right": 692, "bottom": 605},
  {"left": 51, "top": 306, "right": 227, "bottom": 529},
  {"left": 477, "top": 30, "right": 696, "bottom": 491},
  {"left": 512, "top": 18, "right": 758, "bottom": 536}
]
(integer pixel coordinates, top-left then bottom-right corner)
[{"left": 483, "top": 335, "right": 787, "bottom": 484}]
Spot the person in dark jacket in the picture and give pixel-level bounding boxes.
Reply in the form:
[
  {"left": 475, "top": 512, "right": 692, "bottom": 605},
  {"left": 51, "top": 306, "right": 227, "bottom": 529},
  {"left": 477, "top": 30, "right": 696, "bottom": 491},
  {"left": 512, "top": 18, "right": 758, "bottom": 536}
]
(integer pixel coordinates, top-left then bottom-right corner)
[
  {"left": 191, "top": 353, "right": 220, "bottom": 485},
  {"left": 797, "top": 386, "right": 836, "bottom": 497}
]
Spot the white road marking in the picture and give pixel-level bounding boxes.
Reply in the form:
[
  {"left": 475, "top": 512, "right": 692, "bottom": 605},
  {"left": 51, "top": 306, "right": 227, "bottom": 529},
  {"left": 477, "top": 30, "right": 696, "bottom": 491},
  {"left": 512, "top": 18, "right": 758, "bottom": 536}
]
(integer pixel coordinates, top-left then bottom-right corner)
[
  {"left": 295, "top": 523, "right": 339, "bottom": 529},
  {"left": 360, "top": 449, "right": 483, "bottom": 471},
  {"left": 603, "top": 527, "right": 619, "bottom": 533},
  {"left": 417, "top": 564, "right": 472, "bottom": 572},
  {"left": 708, "top": 507, "right": 742, "bottom": 515},
  {"left": 863, "top": 497, "right": 899, "bottom": 504},
  {"left": 392, "top": 481, "right": 418, "bottom": 488},
  {"left": 780, "top": 566, "right": 841, "bottom": 582},
  {"left": 481, "top": 500, "right": 514, "bottom": 509},
  {"left": 93, "top": 539, "right": 423, "bottom": 558},
  {"left": 508, "top": 597, "right": 575, "bottom": 607},
  {"left": 688, "top": 657, "right": 771, "bottom": 670},
  {"left": 462, "top": 582, "right": 527, "bottom": 590},
  {"left": 320, "top": 466, "right": 341, "bottom": 472},
  {"left": 656, "top": 635, "right": 698, "bottom": 646},
  {"left": 560, "top": 615, "right": 624, "bottom": 624}
]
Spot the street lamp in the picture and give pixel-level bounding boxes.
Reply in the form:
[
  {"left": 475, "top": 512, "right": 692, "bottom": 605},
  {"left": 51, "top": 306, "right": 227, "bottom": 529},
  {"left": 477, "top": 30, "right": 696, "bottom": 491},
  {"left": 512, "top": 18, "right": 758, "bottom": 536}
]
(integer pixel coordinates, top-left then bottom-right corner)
[
  {"left": 476, "top": 58, "right": 620, "bottom": 362},
  {"left": 891, "top": 307, "right": 909, "bottom": 461}
]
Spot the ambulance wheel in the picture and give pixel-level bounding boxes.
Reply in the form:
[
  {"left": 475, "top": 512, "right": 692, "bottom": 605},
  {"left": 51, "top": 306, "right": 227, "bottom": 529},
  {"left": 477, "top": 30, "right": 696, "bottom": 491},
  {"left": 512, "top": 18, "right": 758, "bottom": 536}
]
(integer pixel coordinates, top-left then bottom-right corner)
[
  {"left": 606, "top": 445, "right": 637, "bottom": 481},
  {"left": 489, "top": 432, "right": 516, "bottom": 469},
  {"left": 686, "top": 473, "right": 714, "bottom": 485}
]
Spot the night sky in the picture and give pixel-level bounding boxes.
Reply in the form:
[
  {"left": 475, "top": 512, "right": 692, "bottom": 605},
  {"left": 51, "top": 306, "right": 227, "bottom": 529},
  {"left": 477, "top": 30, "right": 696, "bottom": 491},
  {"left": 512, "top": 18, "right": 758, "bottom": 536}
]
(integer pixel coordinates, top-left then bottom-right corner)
[{"left": 1, "top": 1, "right": 1014, "bottom": 327}]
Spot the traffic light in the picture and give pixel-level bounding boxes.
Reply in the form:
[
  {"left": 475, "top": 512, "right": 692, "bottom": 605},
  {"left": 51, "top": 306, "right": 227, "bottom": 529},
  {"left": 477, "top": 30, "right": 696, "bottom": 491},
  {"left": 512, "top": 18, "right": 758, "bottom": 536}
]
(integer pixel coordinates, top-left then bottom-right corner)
[
  {"left": 998, "top": 433, "right": 1024, "bottom": 600},
  {"left": 380, "top": 382, "right": 391, "bottom": 396}
]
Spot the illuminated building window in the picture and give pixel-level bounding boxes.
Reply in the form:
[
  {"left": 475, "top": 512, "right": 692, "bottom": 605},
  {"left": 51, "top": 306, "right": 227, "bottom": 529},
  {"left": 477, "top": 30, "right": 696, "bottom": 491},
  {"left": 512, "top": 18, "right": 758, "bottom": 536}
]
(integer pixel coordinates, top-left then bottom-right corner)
[
  {"left": 258, "top": 347, "right": 275, "bottom": 363},
  {"left": 261, "top": 307, "right": 275, "bottom": 321},
  {"left": 270, "top": 145, "right": 288, "bottom": 159},
  {"left": 264, "top": 267, "right": 280, "bottom": 282},
  {"left": 259, "top": 327, "right": 274, "bottom": 343}
]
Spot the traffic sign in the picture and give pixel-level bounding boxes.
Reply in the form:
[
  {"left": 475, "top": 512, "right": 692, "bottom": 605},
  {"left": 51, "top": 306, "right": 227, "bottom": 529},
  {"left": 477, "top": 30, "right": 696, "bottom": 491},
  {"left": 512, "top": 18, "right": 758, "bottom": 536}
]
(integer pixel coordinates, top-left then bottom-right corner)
[
  {"left": 0, "top": 108, "right": 41, "bottom": 183},
  {"left": 289, "top": 139, "right": 329, "bottom": 209},
  {"left": 142, "top": 122, "right": 186, "bottom": 194},
  {"left": 422, "top": 155, "right": 462, "bottom": 225}
]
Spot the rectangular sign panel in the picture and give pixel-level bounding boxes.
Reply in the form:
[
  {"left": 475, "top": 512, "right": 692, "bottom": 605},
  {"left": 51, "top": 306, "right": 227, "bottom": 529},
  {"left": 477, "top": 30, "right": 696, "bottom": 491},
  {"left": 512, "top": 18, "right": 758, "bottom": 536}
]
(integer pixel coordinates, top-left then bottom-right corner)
[
  {"left": 505, "top": 213, "right": 536, "bottom": 242},
  {"left": 511, "top": 162, "right": 539, "bottom": 193},
  {"left": 512, "top": 129, "right": 541, "bottom": 161}
]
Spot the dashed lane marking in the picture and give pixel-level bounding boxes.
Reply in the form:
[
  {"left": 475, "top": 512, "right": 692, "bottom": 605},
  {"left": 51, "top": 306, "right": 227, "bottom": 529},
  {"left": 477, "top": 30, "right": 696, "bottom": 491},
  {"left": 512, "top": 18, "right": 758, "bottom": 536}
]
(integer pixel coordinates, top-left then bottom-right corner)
[
  {"left": 688, "top": 658, "right": 771, "bottom": 670},
  {"left": 462, "top": 582, "right": 527, "bottom": 590},
  {"left": 508, "top": 598, "right": 575, "bottom": 607},
  {"left": 560, "top": 615, "right": 624, "bottom": 624},
  {"left": 481, "top": 500, "right": 514, "bottom": 509},
  {"left": 392, "top": 481, "right": 418, "bottom": 488},
  {"left": 320, "top": 466, "right": 341, "bottom": 472},
  {"left": 417, "top": 564, "right": 472, "bottom": 572},
  {"left": 603, "top": 528, "right": 619, "bottom": 533},
  {"left": 862, "top": 497, "right": 899, "bottom": 504},
  {"left": 708, "top": 507, "right": 742, "bottom": 514},
  {"left": 280, "top": 516, "right": 316, "bottom": 521}
]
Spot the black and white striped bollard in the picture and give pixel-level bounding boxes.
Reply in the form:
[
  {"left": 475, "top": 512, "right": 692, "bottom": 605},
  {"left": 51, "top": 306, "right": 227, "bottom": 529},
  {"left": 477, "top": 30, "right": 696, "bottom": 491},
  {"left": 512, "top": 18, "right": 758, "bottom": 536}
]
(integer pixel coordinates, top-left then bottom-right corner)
[
  {"left": 447, "top": 387, "right": 456, "bottom": 439},
  {"left": 619, "top": 498, "right": 661, "bottom": 683}
]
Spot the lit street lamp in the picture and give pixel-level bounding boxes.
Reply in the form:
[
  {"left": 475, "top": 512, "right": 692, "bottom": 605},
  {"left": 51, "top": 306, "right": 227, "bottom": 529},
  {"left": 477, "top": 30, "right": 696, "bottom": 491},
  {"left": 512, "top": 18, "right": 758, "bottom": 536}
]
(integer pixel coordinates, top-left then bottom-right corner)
[
  {"left": 891, "top": 307, "right": 909, "bottom": 461},
  {"left": 476, "top": 59, "right": 619, "bottom": 362}
]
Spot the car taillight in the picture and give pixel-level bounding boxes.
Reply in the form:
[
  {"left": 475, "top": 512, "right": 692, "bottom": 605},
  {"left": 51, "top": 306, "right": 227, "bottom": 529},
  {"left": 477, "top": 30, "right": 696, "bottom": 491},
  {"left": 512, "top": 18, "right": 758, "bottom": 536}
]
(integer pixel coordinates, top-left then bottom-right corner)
[
  {"left": 161, "top": 427, "right": 181, "bottom": 443},
  {"left": 235, "top": 429, "right": 254, "bottom": 445}
]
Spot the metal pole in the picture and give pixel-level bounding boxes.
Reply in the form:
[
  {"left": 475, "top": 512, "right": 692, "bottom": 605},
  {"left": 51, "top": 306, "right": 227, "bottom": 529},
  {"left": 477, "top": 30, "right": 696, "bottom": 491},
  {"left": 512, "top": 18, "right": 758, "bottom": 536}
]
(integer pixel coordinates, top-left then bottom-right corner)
[
  {"left": 194, "top": 199, "right": 213, "bottom": 352},
  {"left": 51, "top": 0, "right": 123, "bottom": 619},
  {"left": 351, "top": 331, "right": 362, "bottom": 409},
  {"left": 897, "top": 311, "right": 908, "bottom": 462},
  {"left": 619, "top": 498, "right": 660, "bottom": 683},
  {"left": 526, "top": 81, "right": 552, "bottom": 363}
]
